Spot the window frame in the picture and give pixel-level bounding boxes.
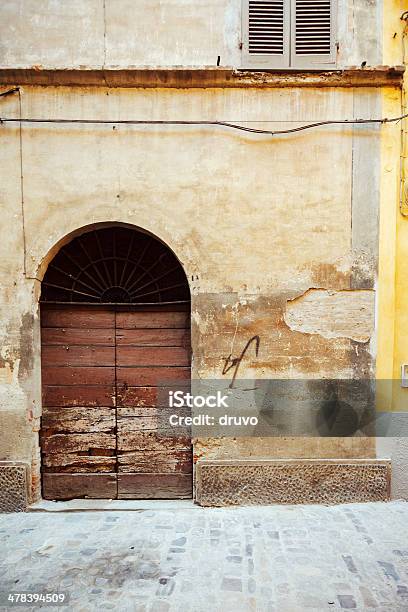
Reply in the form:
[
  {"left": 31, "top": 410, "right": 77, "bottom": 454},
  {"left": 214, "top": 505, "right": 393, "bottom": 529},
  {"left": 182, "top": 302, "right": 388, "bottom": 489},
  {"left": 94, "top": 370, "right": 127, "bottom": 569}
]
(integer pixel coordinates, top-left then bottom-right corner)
[{"left": 241, "top": 0, "right": 337, "bottom": 70}]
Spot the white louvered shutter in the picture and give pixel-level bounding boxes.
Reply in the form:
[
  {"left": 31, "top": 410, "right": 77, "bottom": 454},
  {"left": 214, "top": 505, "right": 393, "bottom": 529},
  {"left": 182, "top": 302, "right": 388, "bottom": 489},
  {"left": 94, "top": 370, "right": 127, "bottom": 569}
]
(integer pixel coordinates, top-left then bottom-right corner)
[
  {"left": 242, "top": 0, "right": 336, "bottom": 68},
  {"left": 291, "top": 0, "right": 335, "bottom": 67},
  {"left": 242, "top": 0, "right": 290, "bottom": 68}
]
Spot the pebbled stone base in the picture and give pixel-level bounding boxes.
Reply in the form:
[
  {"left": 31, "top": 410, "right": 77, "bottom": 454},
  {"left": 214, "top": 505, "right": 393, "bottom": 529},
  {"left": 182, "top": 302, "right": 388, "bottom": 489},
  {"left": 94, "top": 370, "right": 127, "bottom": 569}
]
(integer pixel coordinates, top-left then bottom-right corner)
[
  {"left": 195, "top": 459, "right": 391, "bottom": 507},
  {"left": 0, "top": 463, "right": 29, "bottom": 512}
]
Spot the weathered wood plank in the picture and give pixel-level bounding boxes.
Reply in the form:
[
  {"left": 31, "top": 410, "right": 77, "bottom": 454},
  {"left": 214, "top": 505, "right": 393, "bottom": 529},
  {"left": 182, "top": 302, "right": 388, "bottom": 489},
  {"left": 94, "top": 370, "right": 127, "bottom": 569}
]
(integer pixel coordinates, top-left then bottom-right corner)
[
  {"left": 43, "top": 385, "right": 115, "bottom": 407},
  {"left": 41, "top": 432, "right": 116, "bottom": 454},
  {"left": 42, "top": 454, "right": 116, "bottom": 473},
  {"left": 41, "top": 327, "right": 115, "bottom": 346},
  {"left": 118, "top": 450, "right": 192, "bottom": 474},
  {"left": 117, "top": 386, "right": 158, "bottom": 407},
  {"left": 116, "top": 328, "right": 190, "bottom": 347},
  {"left": 118, "top": 450, "right": 192, "bottom": 464},
  {"left": 42, "top": 473, "right": 117, "bottom": 500},
  {"left": 41, "top": 306, "right": 115, "bottom": 329},
  {"left": 116, "top": 385, "right": 188, "bottom": 408},
  {"left": 116, "top": 366, "right": 190, "bottom": 386},
  {"left": 42, "top": 366, "right": 115, "bottom": 386},
  {"left": 117, "top": 416, "right": 164, "bottom": 432},
  {"left": 119, "top": 461, "right": 192, "bottom": 475},
  {"left": 117, "top": 414, "right": 190, "bottom": 434},
  {"left": 116, "top": 346, "right": 190, "bottom": 367},
  {"left": 42, "top": 406, "right": 115, "bottom": 433},
  {"left": 117, "top": 405, "right": 159, "bottom": 417},
  {"left": 116, "top": 311, "right": 188, "bottom": 329},
  {"left": 117, "top": 474, "right": 192, "bottom": 499},
  {"left": 41, "top": 346, "right": 115, "bottom": 367},
  {"left": 117, "top": 431, "right": 191, "bottom": 452},
  {"left": 117, "top": 405, "right": 189, "bottom": 417},
  {"left": 119, "top": 416, "right": 162, "bottom": 432}
]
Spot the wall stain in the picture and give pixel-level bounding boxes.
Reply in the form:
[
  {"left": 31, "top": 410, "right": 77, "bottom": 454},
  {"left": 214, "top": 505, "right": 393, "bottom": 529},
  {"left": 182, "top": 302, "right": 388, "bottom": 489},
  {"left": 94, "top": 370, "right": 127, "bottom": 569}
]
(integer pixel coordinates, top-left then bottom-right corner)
[
  {"left": 18, "top": 313, "right": 34, "bottom": 381},
  {"left": 222, "top": 335, "right": 260, "bottom": 388}
]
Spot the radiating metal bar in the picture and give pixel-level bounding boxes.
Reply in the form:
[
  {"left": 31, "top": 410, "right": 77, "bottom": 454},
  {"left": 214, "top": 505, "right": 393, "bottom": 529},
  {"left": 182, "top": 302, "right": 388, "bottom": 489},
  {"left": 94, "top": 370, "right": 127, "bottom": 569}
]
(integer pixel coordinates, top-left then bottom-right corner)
[
  {"left": 49, "top": 263, "right": 101, "bottom": 297},
  {"left": 42, "top": 281, "right": 101, "bottom": 300},
  {"left": 128, "top": 264, "right": 181, "bottom": 296},
  {"left": 77, "top": 235, "right": 108, "bottom": 290},
  {"left": 119, "top": 232, "right": 135, "bottom": 288},
  {"left": 113, "top": 229, "right": 118, "bottom": 286},
  {"left": 60, "top": 248, "right": 105, "bottom": 292},
  {"left": 129, "top": 282, "right": 187, "bottom": 300},
  {"left": 122, "top": 238, "right": 152, "bottom": 291},
  {"left": 94, "top": 231, "right": 113, "bottom": 287},
  {"left": 125, "top": 251, "right": 168, "bottom": 294}
]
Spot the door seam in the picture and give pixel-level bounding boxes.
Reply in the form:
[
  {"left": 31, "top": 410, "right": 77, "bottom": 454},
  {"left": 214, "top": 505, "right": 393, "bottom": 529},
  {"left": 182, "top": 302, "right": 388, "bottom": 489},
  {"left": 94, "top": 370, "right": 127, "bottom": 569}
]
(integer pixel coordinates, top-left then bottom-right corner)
[{"left": 114, "top": 305, "right": 119, "bottom": 498}]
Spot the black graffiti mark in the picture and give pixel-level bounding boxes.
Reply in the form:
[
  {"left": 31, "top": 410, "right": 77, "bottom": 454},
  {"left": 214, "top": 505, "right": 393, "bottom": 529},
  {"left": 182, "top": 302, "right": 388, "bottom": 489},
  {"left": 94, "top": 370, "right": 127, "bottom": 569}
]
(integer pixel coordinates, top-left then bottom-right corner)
[{"left": 222, "top": 335, "right": 261, "bottom": 389}]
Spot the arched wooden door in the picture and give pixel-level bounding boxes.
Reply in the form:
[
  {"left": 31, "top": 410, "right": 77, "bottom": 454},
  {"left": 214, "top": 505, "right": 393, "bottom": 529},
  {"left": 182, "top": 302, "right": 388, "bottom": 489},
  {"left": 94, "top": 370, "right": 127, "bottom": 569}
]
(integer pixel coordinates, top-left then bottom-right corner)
[{"left": 40, "top": 227, "right": 192, "bottom": 500}]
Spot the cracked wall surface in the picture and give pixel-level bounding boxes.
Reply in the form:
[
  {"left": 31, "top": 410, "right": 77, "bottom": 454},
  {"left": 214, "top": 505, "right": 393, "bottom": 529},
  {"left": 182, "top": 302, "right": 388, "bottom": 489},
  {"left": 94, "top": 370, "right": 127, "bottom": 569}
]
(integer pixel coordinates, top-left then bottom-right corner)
[{"left": 0, "top": 80, "right": 384, "bottom": 503}]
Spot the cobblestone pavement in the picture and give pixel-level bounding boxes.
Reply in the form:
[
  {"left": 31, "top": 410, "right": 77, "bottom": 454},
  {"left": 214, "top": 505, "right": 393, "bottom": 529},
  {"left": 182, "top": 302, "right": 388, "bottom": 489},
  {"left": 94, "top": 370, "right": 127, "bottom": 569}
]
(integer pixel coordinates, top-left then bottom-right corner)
[{"left": 1, "top": 501, "right": 408, "bottom": 611}]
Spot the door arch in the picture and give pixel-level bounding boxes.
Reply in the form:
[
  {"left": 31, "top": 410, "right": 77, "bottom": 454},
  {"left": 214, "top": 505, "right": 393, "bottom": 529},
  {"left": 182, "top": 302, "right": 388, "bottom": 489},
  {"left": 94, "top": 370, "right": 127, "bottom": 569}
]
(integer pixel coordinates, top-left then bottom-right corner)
[{"left": 40, "top": 225, "right": 192, "bottom": 500}]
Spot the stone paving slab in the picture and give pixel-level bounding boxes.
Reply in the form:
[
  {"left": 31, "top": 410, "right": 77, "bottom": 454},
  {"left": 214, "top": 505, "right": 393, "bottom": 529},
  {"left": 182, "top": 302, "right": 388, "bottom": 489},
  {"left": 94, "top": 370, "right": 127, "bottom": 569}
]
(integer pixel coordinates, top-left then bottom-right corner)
[{"left": 1, "top": 501, "right": 408, "bottom": 611}]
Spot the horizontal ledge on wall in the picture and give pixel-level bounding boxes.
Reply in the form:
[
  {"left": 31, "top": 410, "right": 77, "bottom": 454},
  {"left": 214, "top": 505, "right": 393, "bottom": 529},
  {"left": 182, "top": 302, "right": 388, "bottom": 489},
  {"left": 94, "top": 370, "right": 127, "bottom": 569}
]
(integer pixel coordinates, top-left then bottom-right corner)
[{"left": 0, "top": 66, "right": 404, "bottom": 89}]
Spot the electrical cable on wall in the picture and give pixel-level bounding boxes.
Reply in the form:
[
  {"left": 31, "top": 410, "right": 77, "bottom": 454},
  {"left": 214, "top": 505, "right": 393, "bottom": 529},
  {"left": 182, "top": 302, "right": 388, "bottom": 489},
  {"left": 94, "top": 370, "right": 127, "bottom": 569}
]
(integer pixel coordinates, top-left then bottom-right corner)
[
  {"left": 1, "top": 112, "right": 408, "bottom": 136},
  {"left": 0, "top": 87, "right": 407, "bottom": 137},
  {"left": 2, "top": 84, "right": 406, "bottom": 279}
]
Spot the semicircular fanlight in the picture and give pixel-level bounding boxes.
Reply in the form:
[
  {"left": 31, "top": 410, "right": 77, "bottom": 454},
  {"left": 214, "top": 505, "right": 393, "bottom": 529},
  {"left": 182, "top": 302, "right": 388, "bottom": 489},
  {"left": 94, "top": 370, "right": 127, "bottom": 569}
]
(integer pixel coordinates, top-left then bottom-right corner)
[{"left": 41, "top": 227, "right": 190, "bottom": 304}]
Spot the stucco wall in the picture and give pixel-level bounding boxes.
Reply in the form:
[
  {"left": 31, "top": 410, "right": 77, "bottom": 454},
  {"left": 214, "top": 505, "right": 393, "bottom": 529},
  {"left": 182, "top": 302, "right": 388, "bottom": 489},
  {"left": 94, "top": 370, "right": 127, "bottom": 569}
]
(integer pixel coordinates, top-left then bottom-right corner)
[
  {"left": 0, "top": 84, "right": 385, "bottom": 501},
  {"left": 374, "top": 1, "right": 408, "bottom": 500},
  {"left": 0, "top": 0, "right": 382, "bottom": 70}
]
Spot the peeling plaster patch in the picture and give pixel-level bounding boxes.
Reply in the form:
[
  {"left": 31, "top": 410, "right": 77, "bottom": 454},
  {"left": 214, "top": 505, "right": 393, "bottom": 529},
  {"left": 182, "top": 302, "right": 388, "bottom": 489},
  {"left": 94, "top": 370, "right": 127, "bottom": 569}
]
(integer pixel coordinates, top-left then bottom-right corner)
[
  {"left": 284, "top": 289, "right": 375, "bottom": 342},
  {"left": 0, "top": 362, "right": 17, "bottom": 385}
]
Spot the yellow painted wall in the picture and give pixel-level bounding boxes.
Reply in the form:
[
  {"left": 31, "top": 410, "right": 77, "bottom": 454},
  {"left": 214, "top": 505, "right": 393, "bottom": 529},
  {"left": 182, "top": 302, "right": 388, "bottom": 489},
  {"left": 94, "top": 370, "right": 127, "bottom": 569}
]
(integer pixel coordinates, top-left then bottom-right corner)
[
  {"left": 393, "top": 10, "right": 408, "bottom": 408},
  {"left": 378, "top": 2, "right": 408, "bottom": 412}
]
